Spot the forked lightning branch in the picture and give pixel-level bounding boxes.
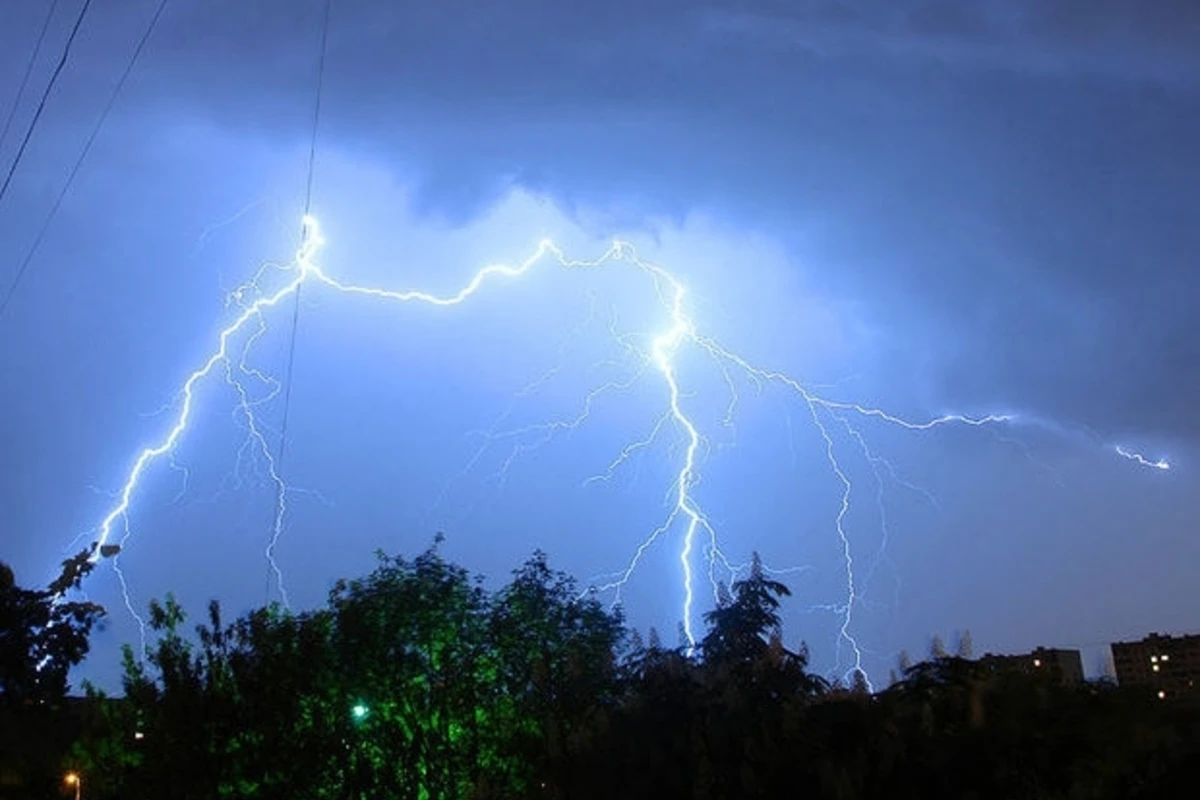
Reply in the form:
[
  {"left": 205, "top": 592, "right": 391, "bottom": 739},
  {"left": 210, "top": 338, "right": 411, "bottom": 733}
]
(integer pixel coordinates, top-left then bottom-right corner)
[{"left": 82, "top": 214, "right": 1169, "bottom": 684}]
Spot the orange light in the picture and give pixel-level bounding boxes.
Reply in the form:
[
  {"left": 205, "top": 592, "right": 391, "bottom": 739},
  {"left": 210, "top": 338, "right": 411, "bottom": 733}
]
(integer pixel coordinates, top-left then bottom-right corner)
[{"left": 64, "top": 773, "right": 79, "bottom": 785}]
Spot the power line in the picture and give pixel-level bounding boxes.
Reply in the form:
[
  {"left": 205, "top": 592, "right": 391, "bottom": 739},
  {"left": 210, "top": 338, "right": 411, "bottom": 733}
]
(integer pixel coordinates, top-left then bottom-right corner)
[
  {"left": 0, "top": 0, "right": 170, "bottom": 321},
  {"left": 0, "top": 0, "right": 64, "bottom": 154},
  {"left": 301, "top": 0, "right": 332, "bottom": 219},
  {"left": 265, "top": 0, "right": 334, "bottom": 603},
  {"left": 0, "top": 0, "right": 94, "bottom": 208}
]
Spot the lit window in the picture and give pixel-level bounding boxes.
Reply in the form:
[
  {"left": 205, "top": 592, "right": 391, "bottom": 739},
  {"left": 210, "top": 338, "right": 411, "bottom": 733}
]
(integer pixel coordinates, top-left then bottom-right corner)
[
  {"left": 1158, "top": 690, "right": 1166, "bottom": 699},
  {"left": 1033, "top": 659, "right": 1041, "bottom": 667},
  {"left": 1153, "top": 665, "right": 1160, "bottom": 672},
  {"left": 1161, "top": 654, "right": 1170, "bottom": 662},
  {"left": 134, "top": 731, "right": 144, "bottom": 740},
  {"left": 1151, "top": 656, "right": 1158, "bottom": 663}
]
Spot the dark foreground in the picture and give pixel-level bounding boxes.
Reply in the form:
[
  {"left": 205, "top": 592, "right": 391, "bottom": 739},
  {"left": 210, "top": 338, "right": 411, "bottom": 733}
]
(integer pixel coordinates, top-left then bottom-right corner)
[{"left": 3, "top": 546, "right": 1199, "bottom": 798}]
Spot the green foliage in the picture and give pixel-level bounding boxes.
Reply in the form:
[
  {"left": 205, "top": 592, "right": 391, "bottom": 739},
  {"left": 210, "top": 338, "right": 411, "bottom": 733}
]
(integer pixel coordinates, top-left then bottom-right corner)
[
  {"left": 78, "top": 542, "right": 625, "bottom": 799},
  {"left": 59, "top": 543, "right": 1200, "bottom": 800}
]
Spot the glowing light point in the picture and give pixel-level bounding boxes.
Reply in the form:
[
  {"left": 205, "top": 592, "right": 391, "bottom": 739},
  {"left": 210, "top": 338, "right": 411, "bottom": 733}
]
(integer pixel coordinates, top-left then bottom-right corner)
[{"left": 64, "top": 772, "right": 81, "bottom": 800}]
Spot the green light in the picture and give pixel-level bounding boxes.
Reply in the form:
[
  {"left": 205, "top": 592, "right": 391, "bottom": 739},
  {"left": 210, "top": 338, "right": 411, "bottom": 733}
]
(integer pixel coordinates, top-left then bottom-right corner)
[{"left": 352, "top": 703, "right": 369, "bottom": 720}]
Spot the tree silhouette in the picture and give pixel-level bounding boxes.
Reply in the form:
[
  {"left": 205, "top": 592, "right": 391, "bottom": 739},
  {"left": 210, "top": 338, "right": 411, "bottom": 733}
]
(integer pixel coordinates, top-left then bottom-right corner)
[
  {"left": 955, "top": 629, "right": 974, "bottom": 659},
  {"left": 929, "top": 634, "right": 947, "bottom": 660},
  {"left": 0, "top": 550, "right": 106, "bottom": 796},
  {"left": 63, "top": 543, "right": 1200, "bottom": 800},
  {"left": 0, "top": 549, "right": 104, "bottom": 706},
  {"left": 700, "top": 553, "right": 788, "bottom": 665}
]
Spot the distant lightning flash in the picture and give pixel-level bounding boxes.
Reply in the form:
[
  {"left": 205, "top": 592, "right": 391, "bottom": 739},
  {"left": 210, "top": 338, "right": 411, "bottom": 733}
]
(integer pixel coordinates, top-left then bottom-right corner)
[
  {"left": 81, "top": 214, "right": 1168, "bottom": 676},
  {"left": 1115, "top": 446, "right": 1170, "bottom": 471}
]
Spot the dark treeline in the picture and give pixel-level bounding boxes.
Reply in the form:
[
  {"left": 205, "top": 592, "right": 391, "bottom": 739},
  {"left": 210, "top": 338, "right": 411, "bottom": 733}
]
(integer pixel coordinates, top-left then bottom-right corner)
[{"left": 3, "top": 542, "right": 1200, "bottom": 799}]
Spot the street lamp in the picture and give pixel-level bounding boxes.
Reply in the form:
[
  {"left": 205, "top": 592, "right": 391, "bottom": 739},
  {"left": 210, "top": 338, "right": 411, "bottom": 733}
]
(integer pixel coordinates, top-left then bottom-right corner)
[{"left": 64, "top": 772, "right": 81, "bottom": 800}]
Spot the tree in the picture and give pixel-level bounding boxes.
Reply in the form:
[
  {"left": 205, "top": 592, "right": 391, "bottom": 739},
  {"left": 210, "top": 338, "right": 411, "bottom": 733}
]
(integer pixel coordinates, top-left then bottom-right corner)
[
  {"left": 684, "top": 555, "right": 828, "bottom": 799},
  {"left": 70, "top": 542, "right": 1200, "bottom": 800},
  {"left": 100, "top": 543, "right": 502, "bottom": 799},
  {"left": 700, "top": 553, "right": 789, "bottom": 665},
  {"left": 489, "top": 551, "right": 625, "bottom": 797},
  {"left": 930, "top": 635, "right": 947, "bottom": 660},
  {"left": 0, "top": 550, "right": 105, "bottom": 795},
  {"left": 91, "top": 544, "right": 627, "bottom": 799},
  {"left": 333, "top": 540, "right": 535, "bottom": 798},
  {"left": 955, "top": 629, "right": 974, "bottom": 660},
  {"left": 0, "top": 550, "right": 105, "bottom": 707}
]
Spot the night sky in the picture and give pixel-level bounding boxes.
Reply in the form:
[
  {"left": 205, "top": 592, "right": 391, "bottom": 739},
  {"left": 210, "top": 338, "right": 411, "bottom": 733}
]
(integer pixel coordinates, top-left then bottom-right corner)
[{"left": 1, "top": 0, "right": 1197, "bottom": 690}]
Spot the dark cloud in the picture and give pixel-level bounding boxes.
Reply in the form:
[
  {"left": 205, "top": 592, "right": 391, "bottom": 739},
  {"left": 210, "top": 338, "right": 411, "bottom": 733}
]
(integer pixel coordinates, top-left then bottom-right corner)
[
  {"left": 702, "top": 1, "right": 1200, "bottom": 80},
  {"left": 5, "top": 0, "right": 1199, "bottom": 444}
]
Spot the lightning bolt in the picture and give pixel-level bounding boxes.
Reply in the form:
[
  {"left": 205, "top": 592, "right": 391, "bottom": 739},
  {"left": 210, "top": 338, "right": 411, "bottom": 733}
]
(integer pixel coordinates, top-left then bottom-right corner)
[
  {"left": 79, "top": 213, "right": 1168, "bottom": 676},
  {"left": 1115, "top": 446, "right": 1170, "bottom": 471}
]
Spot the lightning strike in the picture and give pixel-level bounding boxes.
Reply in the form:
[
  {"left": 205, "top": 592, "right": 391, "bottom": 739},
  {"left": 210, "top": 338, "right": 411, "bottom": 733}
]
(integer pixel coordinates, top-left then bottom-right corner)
[
  {"left": 78, "top": 213, "right": 1167, "bottom": 678},
  {"left": 583, "top": 412, "right": 671, "bottom": 487},
  {"left": 836, "top": 415, "right": 931, "bottom": 619},
  {"left": 1115, "top": 446, "right": 1170, "bottom": 471}
]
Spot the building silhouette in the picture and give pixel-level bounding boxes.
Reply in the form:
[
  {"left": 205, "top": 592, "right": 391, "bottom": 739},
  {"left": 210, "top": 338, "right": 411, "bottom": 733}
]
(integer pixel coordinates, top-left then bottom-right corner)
[
  {"left": 1111, "top": 632, "right": 1200, "bottom": 699},
  {"left": 978, "top": 646, "right": 1084, "bottom": 686}
]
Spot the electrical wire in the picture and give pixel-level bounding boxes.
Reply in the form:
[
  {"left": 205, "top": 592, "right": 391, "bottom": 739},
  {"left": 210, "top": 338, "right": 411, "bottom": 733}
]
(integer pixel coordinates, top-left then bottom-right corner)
[
  {"left": 0, "top": 0, "right": 64, "bottom": 154},
  {"left": 265, "top": 0, "right": 335, "bottom": 602},
  {"left": 0, "top": 0, "right": 94, "bottom": 207},
  {"left": 0, "top": 0, "right": 170, "bottom": 320}
]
